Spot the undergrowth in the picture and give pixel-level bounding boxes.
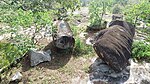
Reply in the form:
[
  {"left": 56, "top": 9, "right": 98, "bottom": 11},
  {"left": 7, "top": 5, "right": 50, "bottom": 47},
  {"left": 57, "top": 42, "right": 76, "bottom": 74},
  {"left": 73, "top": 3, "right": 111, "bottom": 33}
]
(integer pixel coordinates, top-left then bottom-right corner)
[
  {"left": 71, "top": 25, "right": 94, "bottom": 56},
  {"left": 74, "top": 37, "right": 93, "bottom": 56},
  {"left": 132, "top": 41, "right": 150, "bottom": 61},
  {"left": 0, "top": 36, "right": 35, "bottom": 72}
]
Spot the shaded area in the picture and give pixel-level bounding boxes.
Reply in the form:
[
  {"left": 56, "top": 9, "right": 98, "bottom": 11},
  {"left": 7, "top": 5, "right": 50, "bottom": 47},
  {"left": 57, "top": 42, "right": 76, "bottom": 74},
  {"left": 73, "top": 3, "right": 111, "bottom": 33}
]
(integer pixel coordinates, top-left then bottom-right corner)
[
  {"left": 20, "top": 40, "right": 72, "bottom": 72},
  {"left": 40, "top": 41, "right": 72, "bottom": 70}
]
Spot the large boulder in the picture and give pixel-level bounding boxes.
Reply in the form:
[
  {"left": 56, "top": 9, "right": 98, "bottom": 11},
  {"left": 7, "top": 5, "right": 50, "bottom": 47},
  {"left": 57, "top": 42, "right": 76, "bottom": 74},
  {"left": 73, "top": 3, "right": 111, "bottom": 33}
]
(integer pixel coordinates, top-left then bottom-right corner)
[{"left": 93, "top": 20, "right": 135, "bottom": 72}]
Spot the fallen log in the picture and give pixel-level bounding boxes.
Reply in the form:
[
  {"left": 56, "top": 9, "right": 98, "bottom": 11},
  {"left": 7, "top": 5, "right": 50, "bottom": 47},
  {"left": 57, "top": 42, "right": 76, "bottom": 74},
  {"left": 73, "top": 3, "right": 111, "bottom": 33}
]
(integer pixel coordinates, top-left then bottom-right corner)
[
  {"left": 93, "top": 20, "right": 135, "bottom": 72},
  {"left": 53, "top": 20, "right": 75, "bottom": 49}
]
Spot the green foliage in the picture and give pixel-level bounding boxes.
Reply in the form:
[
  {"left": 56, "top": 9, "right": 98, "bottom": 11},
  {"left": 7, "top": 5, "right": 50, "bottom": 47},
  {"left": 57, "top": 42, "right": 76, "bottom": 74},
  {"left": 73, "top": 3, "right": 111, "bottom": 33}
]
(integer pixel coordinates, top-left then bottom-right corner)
[
  {"left": 1, "top": 8, "right": 53, "bottom": 27},
  {"left": 111, "top": 0, "right": 128, "bottom": 6},
  {"left": 0, "top": 25, "right": 35, "bottom": 71},
  {"left": 0, "top": 0, "right": 80, "bottom": 27},
  {"left": 140, "top": 28, "right": 150, "bottom": 35},
  {"left": 88, "top": 0, "right": 115, "bottom": 28},
  {"left": 71, "top": 26, "right": 93, "bottom": 55},
  {"left": 124, "top": 0, "right": 150, "bottom": 24},
  {"left": 112, "top": 4, "right": 122, "bottom": 14},
  {"left": 74, "top": 37, "right": 93, "bottom": 55},
  {"left": 132, "top": 41, "right": 150, "bottom": 59},
  {"left": 88, "top": 0, "right": 105, "bottom": 27},
  {"left": 9, "top": 9, "right": 34, "bottom": 27},
  {"left": 0, "top": 34, "right": 35, "bottom": 69},
  {"left": 1, "top": 0, "right": 80, "bottom": 19}
]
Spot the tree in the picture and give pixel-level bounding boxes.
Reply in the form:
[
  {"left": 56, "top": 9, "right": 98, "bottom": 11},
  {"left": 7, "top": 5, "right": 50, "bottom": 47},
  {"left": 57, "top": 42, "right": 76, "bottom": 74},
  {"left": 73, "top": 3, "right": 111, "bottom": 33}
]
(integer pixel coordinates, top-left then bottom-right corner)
[
  {"left": 88, "top": 0, "right": 111, "bottom": 28},
  {"left": 123, "top": 0, "right": 150, "bottom": 25}
]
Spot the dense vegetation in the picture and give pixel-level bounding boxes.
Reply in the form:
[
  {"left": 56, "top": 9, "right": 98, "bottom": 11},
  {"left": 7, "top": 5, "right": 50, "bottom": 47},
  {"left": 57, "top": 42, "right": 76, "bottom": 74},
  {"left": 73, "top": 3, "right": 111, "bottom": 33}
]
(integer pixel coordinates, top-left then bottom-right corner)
[
  {"left": 0, "top": 0, "right": 150, "bottom": 74},
  {"left": 132, "top": 41, "right": 150, "bottom": 61}
]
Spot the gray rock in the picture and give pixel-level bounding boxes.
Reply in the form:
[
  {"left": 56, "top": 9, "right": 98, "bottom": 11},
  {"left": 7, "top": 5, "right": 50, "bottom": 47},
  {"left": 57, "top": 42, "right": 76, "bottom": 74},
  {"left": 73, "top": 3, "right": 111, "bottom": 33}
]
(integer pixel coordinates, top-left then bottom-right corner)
[
  {"left": 89, "top": 58, "right": 130, "bottom": 84},
  {"left": 124, "top": 60, "right": 150, "bottom": 84},
  {"left": 89, "top": 58, "right": 150, "bottom": 84},
  {"left": 29, "top": 49, "right": 51, "bottom": 66}
]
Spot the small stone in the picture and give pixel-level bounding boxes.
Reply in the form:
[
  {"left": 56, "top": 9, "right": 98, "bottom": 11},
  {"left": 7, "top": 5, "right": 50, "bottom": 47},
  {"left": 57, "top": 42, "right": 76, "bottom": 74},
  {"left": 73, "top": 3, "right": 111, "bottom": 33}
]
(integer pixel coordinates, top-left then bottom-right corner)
[
  {"left": 11, "top": 72, "right": 22, "bottom": 81},
  {"left": 0, "top": 36, "right": 4, "bottom": 41}
]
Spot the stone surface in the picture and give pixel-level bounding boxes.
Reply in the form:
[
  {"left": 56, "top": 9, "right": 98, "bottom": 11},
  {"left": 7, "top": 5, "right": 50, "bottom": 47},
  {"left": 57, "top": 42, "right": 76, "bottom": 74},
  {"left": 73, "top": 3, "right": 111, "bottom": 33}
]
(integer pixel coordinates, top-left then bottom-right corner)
[
  {"left": 54, "top": 20, "right": 75, "bottom": 49},
  {"left": 124, "top": 60, "right": 150, "bottom": 84},
  {"left": 29, "top": 49, "right": 51, "bottom": 66},
  {"left": 89, "top": 58, "right": 130, "bottom": 84},
  {"left": 86, "top": 37, "right": 94, "bottom": 45},
  {"left": 89, "top": 58, "right": 150, "bottom": 84}
]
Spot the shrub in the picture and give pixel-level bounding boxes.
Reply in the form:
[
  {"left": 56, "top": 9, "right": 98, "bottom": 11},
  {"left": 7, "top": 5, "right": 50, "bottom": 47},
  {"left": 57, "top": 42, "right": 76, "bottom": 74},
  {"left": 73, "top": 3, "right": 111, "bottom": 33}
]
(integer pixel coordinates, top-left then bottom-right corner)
[
  {"left": 132, "top": 41, "right": 150, "bottom": 60},
  {"left": 71, "top": 25, "right": 93, "bottom": 55},
  {"left": 112, "top": 4, "right": 122, "bottom": 14},
  {"left": 123, "top": 0, "right": 150, "bottom": 24},
  {"left": 0, "top": 33, "right": 35, "bottom": 71},
  {"left": 88, "top": 0, "right": 104, "bottom": 27}
]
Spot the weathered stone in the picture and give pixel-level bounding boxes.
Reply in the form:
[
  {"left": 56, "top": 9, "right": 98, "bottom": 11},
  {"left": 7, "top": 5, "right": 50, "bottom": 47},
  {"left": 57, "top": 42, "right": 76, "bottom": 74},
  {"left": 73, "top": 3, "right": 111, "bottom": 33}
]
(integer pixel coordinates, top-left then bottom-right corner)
[
  {"left": 93, "top": 20, "right": 135, "bottom": 72},
  {"left": 89, "top": 58, "right": 130, "bottom": 84},
  {"left": 124, "top": 60, "right": 150, "bottom": 84},
  {"left": 89, "top": 58, "right": 150, "bottom": 84},
  {"left": 53, "top": 20, "right": 75, "bottom": 49},
  {"left": 29, "top": 49, "right": 51, "bottom": 66}
]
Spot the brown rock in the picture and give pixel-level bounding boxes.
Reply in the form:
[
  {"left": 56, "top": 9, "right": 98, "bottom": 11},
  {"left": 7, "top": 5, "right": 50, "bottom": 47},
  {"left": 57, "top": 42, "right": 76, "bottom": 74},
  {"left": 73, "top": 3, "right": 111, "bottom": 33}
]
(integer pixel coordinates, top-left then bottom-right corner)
[{"left": 93, "top": 20, "right": 135, "bottom": 72}]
